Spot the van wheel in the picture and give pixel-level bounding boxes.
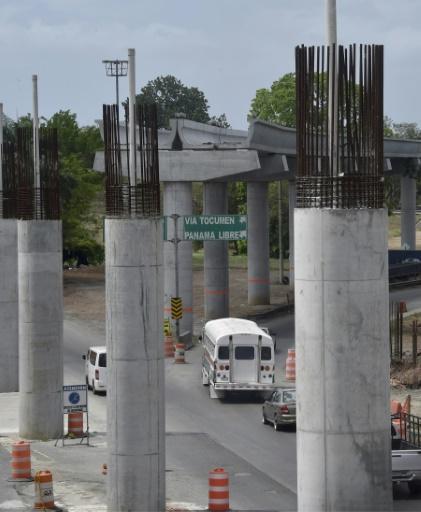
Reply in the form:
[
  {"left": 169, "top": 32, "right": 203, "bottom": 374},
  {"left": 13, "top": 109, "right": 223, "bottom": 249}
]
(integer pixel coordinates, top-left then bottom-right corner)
[
  {"left": 92, "top": 381, "right": 97, "bottom": 395},
  {"left": 86, "top": 376, "right": 91, "bottom": 390}
]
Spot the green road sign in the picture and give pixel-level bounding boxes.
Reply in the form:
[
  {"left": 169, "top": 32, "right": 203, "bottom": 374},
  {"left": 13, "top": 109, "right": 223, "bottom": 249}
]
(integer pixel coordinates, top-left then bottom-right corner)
[
  {"left": 183, "top": 215, "right": 247, "bottom": 241},
  {"left": 163, "top": 215, "right": 247, "bottom": 241}
]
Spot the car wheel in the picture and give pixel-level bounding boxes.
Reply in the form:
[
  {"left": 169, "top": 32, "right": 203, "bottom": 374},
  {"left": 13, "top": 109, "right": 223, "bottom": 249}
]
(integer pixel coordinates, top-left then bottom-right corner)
[
  {"left": 92, "top": 380, "right": 97, "bottom": 395},
  {"left": 262, "top": 413, "right": 269, "bottom": 425},
  {"left": 273, "top": 416, "right": 281, "bottom": 431}
]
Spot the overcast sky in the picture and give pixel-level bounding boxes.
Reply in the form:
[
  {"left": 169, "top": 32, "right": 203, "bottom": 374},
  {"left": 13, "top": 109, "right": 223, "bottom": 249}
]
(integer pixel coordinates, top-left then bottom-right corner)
[{"left": 0, "top": 0, "right": 420, "bottom": 129}]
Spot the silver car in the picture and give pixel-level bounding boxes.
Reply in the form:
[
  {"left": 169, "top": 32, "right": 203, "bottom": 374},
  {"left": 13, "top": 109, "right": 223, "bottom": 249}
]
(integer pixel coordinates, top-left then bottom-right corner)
[{"left": 262, "top": 388, "right": 296, "bottom": 430}]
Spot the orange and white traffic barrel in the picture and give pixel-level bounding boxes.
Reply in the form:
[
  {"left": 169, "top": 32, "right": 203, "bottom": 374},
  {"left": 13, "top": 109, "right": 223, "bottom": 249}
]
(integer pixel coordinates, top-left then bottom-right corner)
[
  {"left": 285, "top": 348, "right": 296, "bottom": 381},
  {"left": 209, "top": 468, "right": 229, "bottom": 511},
  {"left": 174, "top": 342, "right": 185, "bottom": 364},
  {"left": 164, "top": 335, "right": 175, "bottom": 358},
  {"left": 10, "top": 440, "right": 32, "bottom": 481},
  {"left": 68, "top": 411, "right": 83, "bottom": 438},
  {"left": 34, "top": 470, "right": 55, "bottom": 510}
]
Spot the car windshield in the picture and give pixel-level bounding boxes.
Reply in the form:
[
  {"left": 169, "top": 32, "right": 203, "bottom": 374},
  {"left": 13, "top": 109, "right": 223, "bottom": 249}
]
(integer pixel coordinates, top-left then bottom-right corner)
[{"left": 282, "top": 390, "right": 296, "bottom": 403}]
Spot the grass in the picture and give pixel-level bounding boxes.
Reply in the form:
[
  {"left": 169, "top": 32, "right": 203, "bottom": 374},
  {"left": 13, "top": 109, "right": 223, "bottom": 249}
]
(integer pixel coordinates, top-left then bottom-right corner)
[{"left": 192, "top": 249, "right": 287, "bottom": 271}]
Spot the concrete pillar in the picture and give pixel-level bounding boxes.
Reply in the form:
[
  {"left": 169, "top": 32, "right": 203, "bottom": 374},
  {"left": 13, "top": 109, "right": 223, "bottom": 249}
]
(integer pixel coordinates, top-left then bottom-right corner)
[
  {"left": 295, "top": 209, "right": 392, "bottom": 512},
  {"left": 18, "top": 220, "right": 63, "bottom": 440},
  {"left": 0, "top": 219, "right": 18, "bottom": 392},
  {"left": 106, "top": 218, "right": 164, "bottom": 512},
  {"left": 163, "top": 182, "right": 193, "bottom": 344},
  {"left": 247, "top": 182, "right": 270, "bottom": 305},
  {"left": 203, "top": 182, "right": 229, "bottom": 320},
  {"left": 288, "top": 180, "right": 296, "bottom": 287},
  {"left": 400, "top": 175, "right": 417, "bottom": 250}
]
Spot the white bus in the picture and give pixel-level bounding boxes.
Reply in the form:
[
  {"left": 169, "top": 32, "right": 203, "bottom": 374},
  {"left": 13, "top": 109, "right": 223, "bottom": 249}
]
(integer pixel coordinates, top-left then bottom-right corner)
[{"left": 200, "top": 318, "right": 276, "bottom": 398}]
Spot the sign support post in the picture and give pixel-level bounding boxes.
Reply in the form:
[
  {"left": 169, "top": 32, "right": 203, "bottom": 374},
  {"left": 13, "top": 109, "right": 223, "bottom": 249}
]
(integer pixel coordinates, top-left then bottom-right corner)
[{"left": 170, "top": 214, "right": 181, "bottom": 342}]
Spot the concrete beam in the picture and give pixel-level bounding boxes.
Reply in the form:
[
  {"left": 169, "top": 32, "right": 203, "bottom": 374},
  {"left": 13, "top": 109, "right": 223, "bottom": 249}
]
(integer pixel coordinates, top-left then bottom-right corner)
[{"left": 247, "top": 182, "right": 270, "bottom": 305}]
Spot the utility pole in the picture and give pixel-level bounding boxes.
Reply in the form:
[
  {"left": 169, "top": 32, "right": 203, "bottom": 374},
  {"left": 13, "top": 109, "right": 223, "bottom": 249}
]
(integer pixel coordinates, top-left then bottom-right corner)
[
  {"left": 170, "top": 214, "right": 181, "bottom": 342},
  {"left": 32, "top": 75, "right": 40, "bottom": 191}
]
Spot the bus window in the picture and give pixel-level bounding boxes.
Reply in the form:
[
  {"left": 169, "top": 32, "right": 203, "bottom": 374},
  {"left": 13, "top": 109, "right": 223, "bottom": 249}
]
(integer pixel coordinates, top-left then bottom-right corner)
[
  {"left": 218, "top": 346, "right": 229, "bottom": 360},
  {"left": 234, "top": 346, "right": 254, "bottom": 360},
  {"left": 261, "top": 347, "right": 272, "bottom": 360}
]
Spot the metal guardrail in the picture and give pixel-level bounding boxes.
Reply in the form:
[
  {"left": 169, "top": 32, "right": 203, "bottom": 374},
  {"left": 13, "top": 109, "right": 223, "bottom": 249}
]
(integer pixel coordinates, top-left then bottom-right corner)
[{"left": 396, "top": 412, "right": 421, "bottom": 449}]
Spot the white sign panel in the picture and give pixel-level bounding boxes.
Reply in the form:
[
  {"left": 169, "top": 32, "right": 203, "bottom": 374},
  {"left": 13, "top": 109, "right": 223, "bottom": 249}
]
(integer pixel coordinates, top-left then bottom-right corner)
[{"left": 63, "top": 384, "right": 88, "bottom": 413}]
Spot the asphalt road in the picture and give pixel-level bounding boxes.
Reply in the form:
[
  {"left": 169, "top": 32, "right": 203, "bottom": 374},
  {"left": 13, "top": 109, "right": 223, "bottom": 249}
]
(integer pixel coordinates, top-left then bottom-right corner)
[{"left": 62, "top": 284, "right": 421, "bottom": 510}]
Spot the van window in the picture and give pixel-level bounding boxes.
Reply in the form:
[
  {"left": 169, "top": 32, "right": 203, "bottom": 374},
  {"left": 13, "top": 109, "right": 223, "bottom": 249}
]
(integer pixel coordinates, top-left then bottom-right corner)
[
  {"left": 98, "top": 353, "right": 107, "bottom": 367},
  {"left": 235, "top": 346, "right": 254, "bottom": 360},
  {"left": 261, "top": 347, "right": 272, "bottom": 360},
  {"left": 218, "top": 346, "right": 229, "bottom": 360},
  {"left": 89, "top": 351, "right": 97, "bottom": 365}
]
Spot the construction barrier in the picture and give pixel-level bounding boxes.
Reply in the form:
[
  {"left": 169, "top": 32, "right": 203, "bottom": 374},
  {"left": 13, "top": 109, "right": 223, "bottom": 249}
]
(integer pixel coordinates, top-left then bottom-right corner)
[
  {"left": 390, "top": 400, "right": 402, "bottom": 416},
  {"left": 10, "top": 440, "right": 32, "bottom": 481},
  {"left": 174, "top": 342, "right": 185, "bottom": 364},
  {"left": 209, "top": 467, "right": 229, "bottom": 511},
  {"left": 34, "top": 470, "right": 55, "bottom": 510},
  {"left": 68, "top": 411, "right": 84, "bottom": 438},
  {"left": 164, "top": 335, "right": 175, "bottom": 358},
  {"left": 285, "top": 348, "right": 296, "bottom": 381}
]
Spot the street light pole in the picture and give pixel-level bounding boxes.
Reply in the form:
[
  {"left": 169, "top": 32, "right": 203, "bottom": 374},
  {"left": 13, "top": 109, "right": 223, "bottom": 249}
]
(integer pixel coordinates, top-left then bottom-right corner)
[{"left": 102, "top": 59, "right": 128, "bottom": 108}]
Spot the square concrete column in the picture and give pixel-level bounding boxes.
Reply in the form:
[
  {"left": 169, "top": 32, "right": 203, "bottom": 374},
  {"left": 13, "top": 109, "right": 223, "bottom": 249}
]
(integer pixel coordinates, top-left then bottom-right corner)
[
  {"left": 203, "top": 182, "right": 229, "bottom": 320},
  {"left": 400, "top": 175, "right": 417, "bottom": 250},
  {"left": 247, "top": 182, "right": 270, "bottom": 305},
  {"left": 0, "top": 219, "right": 18, "bottom": 392},
  {"left": 163, "top": 182, "right": 193, "bottom": 345},
  {"left": 18, "top": 220, "right": 63, "bottom": 440}
]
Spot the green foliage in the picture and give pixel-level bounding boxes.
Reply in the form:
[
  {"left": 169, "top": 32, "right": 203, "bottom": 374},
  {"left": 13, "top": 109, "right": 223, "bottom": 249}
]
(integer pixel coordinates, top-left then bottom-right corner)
[
  {"left": 249, "top": 73, "right": 296, "bottom": 127},
  {"left": 136, "top": 75, "right": 210, "bottom": 128}
]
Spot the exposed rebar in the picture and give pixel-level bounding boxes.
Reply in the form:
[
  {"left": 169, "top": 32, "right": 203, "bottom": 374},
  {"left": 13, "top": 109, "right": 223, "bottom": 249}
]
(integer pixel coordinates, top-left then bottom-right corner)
[
  {"left": 103, "top": 103, "right": 160, "bottom": 218},
  {"left": 295, "top": 44, "right": 384, "bottom": 208}
]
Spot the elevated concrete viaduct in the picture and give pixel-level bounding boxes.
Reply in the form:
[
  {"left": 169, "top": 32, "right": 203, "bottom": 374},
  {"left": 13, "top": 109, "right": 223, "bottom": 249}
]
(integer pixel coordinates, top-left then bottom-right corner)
[{"left": 94, "top": 117, "right": 421, "bottom": 336}]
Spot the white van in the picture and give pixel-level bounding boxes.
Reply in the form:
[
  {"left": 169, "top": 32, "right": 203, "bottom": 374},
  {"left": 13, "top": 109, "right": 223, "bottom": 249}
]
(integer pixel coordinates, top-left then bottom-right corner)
[
  {"left": 200, "top": 318, "right": 276, "bottom": 399},
  {"left": 83, "top": 346, "right": 107, "bottom": 394}
]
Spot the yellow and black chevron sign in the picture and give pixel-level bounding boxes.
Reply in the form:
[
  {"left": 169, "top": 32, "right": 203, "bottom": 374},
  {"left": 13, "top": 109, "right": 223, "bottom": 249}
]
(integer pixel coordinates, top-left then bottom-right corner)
[
  {"left": 163, "top": 318, "right": 172, "bottom": 336},
  {"left": 171, "top": 297, "right": 183, "bottom": 320}
]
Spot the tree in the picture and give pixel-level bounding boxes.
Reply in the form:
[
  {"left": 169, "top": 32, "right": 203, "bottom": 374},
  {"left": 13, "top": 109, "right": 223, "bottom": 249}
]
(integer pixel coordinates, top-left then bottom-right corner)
[
  {"left": 136, "top": 75, "right": 210, "bottom": 128},
  {"left": 249, "top": 73, "right": 296, "bottom": 127},
  {"left": 208, "top": 113, "right": 231, "bottom": 128}
]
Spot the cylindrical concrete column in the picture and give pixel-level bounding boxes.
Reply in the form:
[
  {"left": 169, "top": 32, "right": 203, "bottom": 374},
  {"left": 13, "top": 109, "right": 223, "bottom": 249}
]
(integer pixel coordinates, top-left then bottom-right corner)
[
  {"left": 106, "top": 218, "right": 164, "bottom": 512},
  {"left": 247, "top": 182, "right": 270, "bottom": 305},
  {"left": 400, "top": 175, "right": 417, "bottom": 250},
  {"left": 288, "top": 180, "right": 296, "bottom": 287},
  {"left": 295, "top": 209, "right": 392, "bottom": 511},
  {"left": 0, "top": 219, "right": 18, "bottom": 392},
  {"left": 163, "top": 182, "right": 193, "bottom": 344},
  {"left": 18, "top": 220, "right": 63, "bottom": 440},
  {"left": 203, "top": 182, "right": 229, "bottom": 320}
]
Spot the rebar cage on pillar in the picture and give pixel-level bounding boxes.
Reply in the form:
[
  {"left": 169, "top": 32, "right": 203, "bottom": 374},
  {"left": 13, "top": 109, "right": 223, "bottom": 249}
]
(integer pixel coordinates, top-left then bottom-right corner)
[
  {"left": 2, "top": 127, "right": 60, "bottom": 220},
  {"left": 103, "top": 103, "right": 160, "bottom": 218},
  {"left": 295, "top": 44, "right": 384, "bottom": 208}
]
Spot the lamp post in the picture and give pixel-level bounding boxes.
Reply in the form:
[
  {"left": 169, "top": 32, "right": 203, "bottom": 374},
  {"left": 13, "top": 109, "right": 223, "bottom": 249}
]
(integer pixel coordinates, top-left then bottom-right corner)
[{"left": 102, "top": 59, "right": 128, "bottom": 109}]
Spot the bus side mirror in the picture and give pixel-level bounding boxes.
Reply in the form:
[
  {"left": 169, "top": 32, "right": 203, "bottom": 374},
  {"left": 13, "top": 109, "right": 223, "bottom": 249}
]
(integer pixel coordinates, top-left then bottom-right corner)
[{"left": 82, "top": 354, "right": 86, "bottom": 360}]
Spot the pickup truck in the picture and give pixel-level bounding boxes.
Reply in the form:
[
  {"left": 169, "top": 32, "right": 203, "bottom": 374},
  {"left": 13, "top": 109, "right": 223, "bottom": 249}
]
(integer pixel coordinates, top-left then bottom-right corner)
[{"left": 392, "top": 414, "right": 421, "bottom": 493}]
